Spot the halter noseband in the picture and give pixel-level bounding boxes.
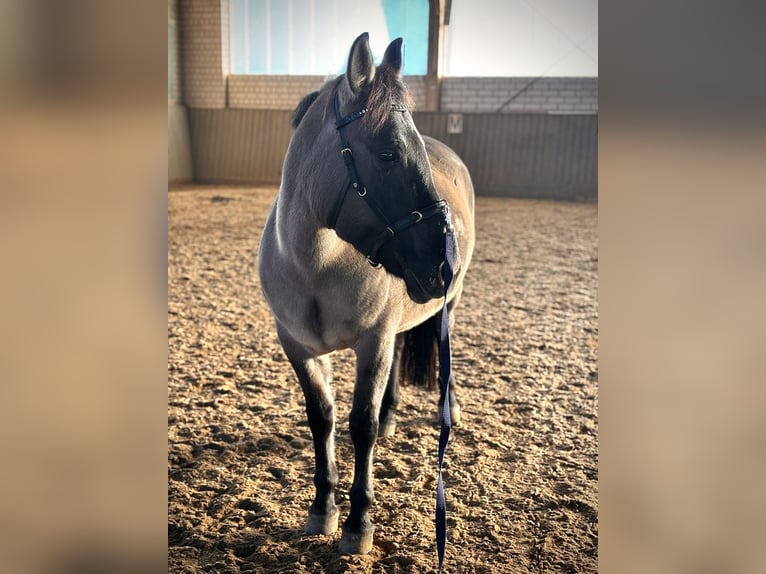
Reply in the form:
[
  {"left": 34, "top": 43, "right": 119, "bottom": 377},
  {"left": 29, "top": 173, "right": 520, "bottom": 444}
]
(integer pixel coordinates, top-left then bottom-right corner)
[{"left": 330, "top": 91, "right": 448, "bottom": 267}]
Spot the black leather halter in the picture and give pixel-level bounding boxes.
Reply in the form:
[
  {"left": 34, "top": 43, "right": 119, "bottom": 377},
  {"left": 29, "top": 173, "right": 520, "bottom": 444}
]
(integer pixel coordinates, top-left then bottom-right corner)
[{"left": 330, "top": 91, "right": 448, "bottom": 267}]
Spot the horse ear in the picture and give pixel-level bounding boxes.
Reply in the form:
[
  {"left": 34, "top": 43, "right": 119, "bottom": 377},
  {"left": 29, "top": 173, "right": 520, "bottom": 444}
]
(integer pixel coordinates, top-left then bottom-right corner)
[
  {"left": 346, "top": 32, "right": 375, "bottom": 94},
  {"left": 382, "top": 37, "right": 403, "bottom": 74}
]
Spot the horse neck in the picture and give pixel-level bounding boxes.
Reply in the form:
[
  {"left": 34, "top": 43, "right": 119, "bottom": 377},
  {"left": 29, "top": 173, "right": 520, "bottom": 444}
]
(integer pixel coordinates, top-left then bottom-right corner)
[
  {"left": 274, "top": 85, "right": 365, "bottom": 269},
  {"left": 273, "top": 153, "right": 350, "bottom": 271}
]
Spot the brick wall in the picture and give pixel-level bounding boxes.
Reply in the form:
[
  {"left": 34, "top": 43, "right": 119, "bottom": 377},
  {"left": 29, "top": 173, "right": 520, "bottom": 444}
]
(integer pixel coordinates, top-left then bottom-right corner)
[
  {"left": 225, "top": 74, "right": 596, "bottom": 114},
  {"left": 441, "top": 77, "right": 598, "bottom": 114},
  {"left": 169, "top": 0, "right": 181, "bottom": 103},
  {"left": 169, "top": 0, "right": 193, "bottom": 181},
  {"left": 227, "top": 74, "right": 430, "bottom": 111},
  {"left": 179, "top": 0, "right": 229, "bottom": 108},
  {"left": 404, "top": 76, "right": 428, "bottom": 111},
  {"left": 228, "top": 75, "right": 327, "bottom": 109}
]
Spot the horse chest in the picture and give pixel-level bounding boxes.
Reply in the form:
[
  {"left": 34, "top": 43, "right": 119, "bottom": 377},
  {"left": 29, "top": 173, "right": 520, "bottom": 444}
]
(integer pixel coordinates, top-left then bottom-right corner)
[{"left": 267, "top": 275, "right": 392, "bottom": 354}]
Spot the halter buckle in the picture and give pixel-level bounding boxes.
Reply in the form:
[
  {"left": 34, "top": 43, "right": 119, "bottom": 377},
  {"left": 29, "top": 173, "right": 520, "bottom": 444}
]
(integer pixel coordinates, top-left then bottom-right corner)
[
  {"left": 367, "top": 256, "right": 382, "bottom": 268},
  {"left": 411, "top": 210, "right": 423, "bottom": 223},
  {"left": 340, "top": 147, "right": 352, "bottom": 156}
]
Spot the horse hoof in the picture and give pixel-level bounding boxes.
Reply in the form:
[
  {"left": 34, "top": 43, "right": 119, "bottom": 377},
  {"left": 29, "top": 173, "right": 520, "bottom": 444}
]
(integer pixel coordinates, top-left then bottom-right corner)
[
  {"left": 338, "top": 527, "right": 375, "bottom": 554},
  {"left": 305, "top": 509, "right": 339, "bottom": 535},
  {"left": 378, "top": 418, "right": 396, "bottom": 438},
  {"left": 437, "top": 404, "right": 462, "bottom": 426},
  {"left": 451, "top": 404, "right": 462, "bottom": 426}
]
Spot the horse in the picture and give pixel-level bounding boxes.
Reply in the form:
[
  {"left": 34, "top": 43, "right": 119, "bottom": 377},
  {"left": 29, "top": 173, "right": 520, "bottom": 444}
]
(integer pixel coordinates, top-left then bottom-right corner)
[{"left": 258, "top": 32, "right": 475, "bottom": 555}]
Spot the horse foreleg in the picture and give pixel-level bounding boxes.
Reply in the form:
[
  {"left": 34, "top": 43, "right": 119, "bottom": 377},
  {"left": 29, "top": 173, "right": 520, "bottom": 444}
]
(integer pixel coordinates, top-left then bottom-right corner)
[
  {"left": 378, "top": 333, "right": 403, "bottom": 438},
  {"left": 339, "top": 332, "right": 395, "bottom": 554},
  {"left": 277, "top": 326, "right": 339, "bottom": 535}
]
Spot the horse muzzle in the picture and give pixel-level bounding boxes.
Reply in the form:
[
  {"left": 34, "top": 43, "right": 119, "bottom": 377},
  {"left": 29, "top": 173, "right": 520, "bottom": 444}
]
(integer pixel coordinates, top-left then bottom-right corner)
[
  {"left": 403, "top": 237, "right": 460, "bottom": 304},
  {"left": 403, "top": 267, "right": 444, "bottom": 304}
]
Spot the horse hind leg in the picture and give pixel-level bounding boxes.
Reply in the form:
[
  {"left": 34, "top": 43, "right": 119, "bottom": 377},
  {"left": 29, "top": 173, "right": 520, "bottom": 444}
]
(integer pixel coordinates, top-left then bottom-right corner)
[
  {"left": 378, "top": 334, "right": 403, "bottom": 438},
  {"left": 276, "top": 326, "right": 339, "bottom": 536}
]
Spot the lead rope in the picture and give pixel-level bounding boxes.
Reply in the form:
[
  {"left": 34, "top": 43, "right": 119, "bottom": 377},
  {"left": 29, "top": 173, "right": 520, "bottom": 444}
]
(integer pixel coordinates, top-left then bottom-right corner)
[{"left": 436, "top": 224, "right": 455, "bottom": 573}]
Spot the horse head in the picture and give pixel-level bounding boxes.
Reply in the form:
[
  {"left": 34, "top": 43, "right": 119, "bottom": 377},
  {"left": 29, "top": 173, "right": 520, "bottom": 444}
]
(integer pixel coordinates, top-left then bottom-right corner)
[{"left": 293, "top": 33, "right": 452, "bottom": 304}]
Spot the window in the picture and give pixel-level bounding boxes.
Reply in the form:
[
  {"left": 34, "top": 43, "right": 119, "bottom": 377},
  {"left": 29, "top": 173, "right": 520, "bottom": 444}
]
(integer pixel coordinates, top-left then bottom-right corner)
[
  {"left": 229, "top": 0, "right": 429, "bottom": 75},
  {"left": 443, "top": 0, "right": 598, "bottom": 77}
]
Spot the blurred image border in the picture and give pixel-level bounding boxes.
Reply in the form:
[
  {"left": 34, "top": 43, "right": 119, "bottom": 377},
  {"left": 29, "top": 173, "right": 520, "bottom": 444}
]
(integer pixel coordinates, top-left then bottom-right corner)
[{"left": 1, "top": 1, "right": 765, "bottom": 573}]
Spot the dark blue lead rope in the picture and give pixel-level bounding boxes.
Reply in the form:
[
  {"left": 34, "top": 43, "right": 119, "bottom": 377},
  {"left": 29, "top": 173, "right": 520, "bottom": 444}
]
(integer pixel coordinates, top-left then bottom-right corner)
[{"left": 436, "top": 226, "right": 455, "bottom": 573}]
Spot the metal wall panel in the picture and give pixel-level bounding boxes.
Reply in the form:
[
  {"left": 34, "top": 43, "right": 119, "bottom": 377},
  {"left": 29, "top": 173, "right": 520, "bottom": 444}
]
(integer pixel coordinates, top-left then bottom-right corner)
[
  {"left": 412, "top": 112, "right": 598, "bottom": 200},
  {"left": 169, "top": 104, "right": 193, "bottom": 182},
  {"left": 189, "top": 108, "right": 294, "bottom": 184},
  {"left": 188, "top": 109, "right": 597, "bottom": 200}
]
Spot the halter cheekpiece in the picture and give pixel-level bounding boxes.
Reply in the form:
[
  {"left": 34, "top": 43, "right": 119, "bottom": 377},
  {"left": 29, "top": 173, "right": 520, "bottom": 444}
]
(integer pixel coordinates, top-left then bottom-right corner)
[{"left": 331, "top": 91, "right": 449, "bottom": 267}]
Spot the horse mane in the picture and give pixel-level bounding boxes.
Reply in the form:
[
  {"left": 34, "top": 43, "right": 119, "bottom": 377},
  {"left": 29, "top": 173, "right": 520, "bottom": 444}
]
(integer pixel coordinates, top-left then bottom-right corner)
[
  {"left": 292, "top": 90, "right": 320, "bottom": 129},
  {"left": 364, "top": 64, "right": 414, "bottom": 133}
]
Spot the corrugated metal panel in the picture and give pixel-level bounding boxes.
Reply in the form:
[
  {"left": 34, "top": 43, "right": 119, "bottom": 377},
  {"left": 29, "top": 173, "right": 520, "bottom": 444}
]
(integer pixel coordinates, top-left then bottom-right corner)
[
  {"left": 189, "top": 109, "right": 294, "bottom": 184},
  {"left": 169, "top": 104, "right": 193, "bottom": 182},
  {"left": 412, "top": 112, "right": 598, "bottom": 200},
  {"left": 187, "top": 109, "right": 597, "bottom": 200}
]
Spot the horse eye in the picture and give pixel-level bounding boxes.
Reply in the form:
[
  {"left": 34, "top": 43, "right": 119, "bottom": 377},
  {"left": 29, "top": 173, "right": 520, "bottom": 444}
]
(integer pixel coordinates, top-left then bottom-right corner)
[{"left": 378, "top": 151, "right": 396, "bottom": 162}]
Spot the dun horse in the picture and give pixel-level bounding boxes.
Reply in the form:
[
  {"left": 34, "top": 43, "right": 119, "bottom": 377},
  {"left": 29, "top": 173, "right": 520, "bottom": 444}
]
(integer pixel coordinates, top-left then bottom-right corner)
[{"left": 258, "top": 33, "right": 475, "bottom": 554}]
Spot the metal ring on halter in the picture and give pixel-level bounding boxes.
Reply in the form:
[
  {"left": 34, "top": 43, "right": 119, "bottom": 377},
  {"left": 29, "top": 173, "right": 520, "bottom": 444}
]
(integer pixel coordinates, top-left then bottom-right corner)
[
  {"left": 366, "top": 256, "right": 382, "bottom": 268},
  {"left": 411, "top": 210, "right": 423, "bottom": 222},
  {"left": 340, "top": 147, "right": 352, "bottom": 156},
  {"left": 357, "top": 187, "right": 367, "bottom": 197}
]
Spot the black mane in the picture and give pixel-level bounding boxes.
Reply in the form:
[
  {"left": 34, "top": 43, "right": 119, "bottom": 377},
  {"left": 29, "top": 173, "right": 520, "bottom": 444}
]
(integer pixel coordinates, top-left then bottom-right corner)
[{"left": 292, "top": 90, "right": 320, "bottom": 129}]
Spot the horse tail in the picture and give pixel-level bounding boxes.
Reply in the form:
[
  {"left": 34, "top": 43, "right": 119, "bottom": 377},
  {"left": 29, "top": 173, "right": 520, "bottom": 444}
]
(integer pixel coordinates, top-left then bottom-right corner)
[{"left": 398, "top": 313, "right": 439, "bottom": 391}]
